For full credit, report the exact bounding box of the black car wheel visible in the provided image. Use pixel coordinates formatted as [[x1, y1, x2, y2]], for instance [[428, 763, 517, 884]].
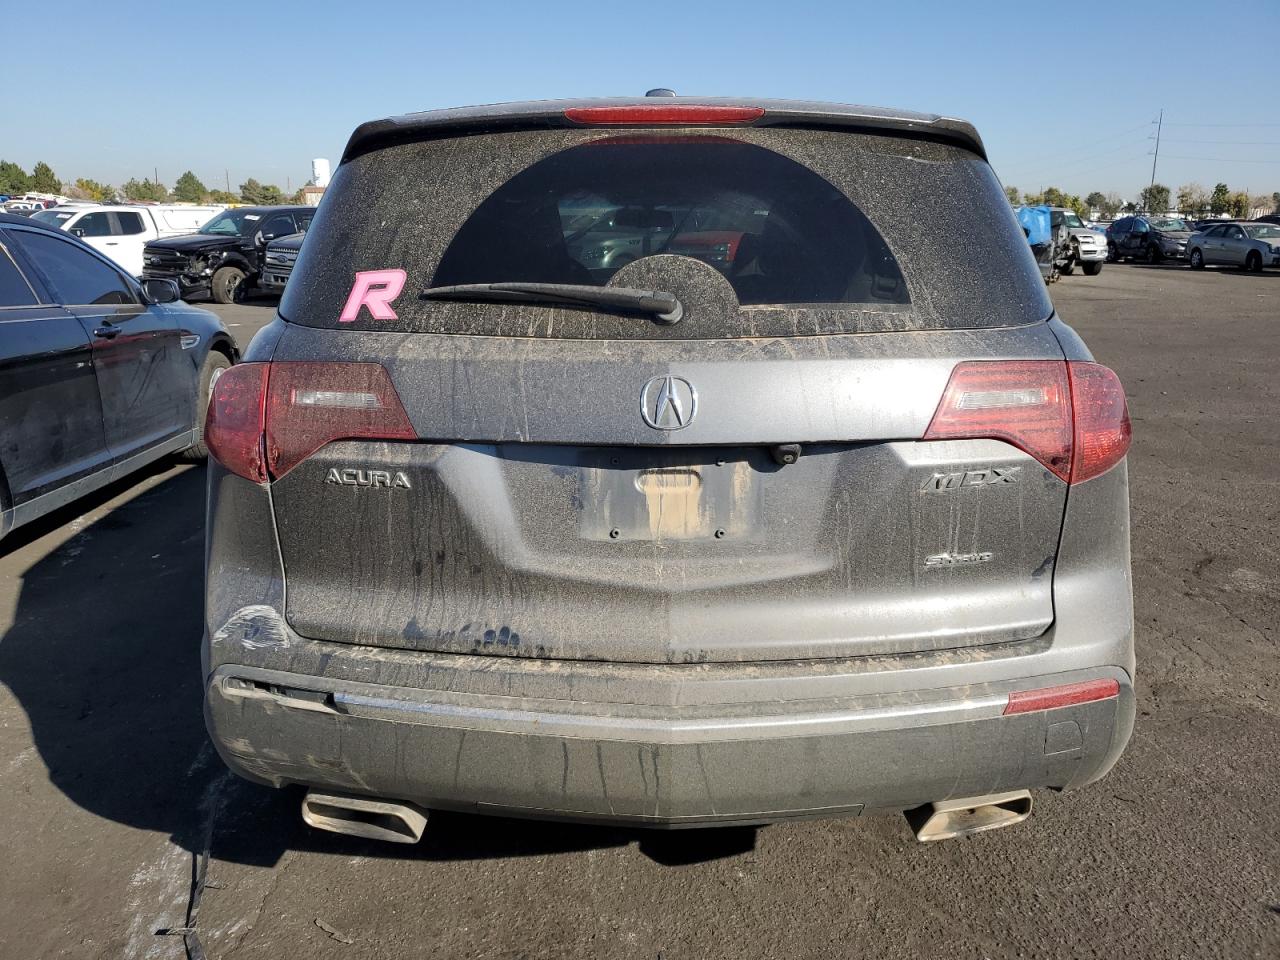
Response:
[[1082, 261, 1102, 276], [1189, 248, 1204, 270], [180, 350, 233, 460], [1106, 243, 1118, 263], [212, 266, 246, 304], [1245, 251, 1262, 272], [1146, 244, 1161, 264]]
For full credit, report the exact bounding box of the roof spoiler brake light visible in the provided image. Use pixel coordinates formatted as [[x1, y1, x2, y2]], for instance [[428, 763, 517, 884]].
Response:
[[564, 105, 765, 126]]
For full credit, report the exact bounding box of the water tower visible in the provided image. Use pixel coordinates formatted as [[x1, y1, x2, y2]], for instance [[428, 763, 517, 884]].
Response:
[[311, 158, 331, 188]]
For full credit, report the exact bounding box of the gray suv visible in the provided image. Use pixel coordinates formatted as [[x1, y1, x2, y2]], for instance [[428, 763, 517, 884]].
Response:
[[202, 97, 1135, 844]]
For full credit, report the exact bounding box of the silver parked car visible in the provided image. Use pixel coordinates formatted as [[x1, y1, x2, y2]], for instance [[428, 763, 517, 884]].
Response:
[[1187, 221, 1280, 271], [202, 96, 1135, 845]]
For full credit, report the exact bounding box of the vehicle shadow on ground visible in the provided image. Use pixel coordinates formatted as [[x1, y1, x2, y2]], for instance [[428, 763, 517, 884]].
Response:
[[0, 465, 753, 870], [1212, 269, 1280, 280], [1120, 262, 1280, 278]]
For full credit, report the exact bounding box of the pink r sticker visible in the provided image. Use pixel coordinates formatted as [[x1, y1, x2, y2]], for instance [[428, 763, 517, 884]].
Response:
[[339, 269, 407, 322]]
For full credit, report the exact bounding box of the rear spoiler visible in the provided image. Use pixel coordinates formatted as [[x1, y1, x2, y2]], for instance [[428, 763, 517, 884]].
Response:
[[341, 97, 987, 165]]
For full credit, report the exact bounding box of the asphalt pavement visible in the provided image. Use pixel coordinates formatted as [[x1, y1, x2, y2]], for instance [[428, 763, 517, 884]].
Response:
[[0, 268, 1277, 959]]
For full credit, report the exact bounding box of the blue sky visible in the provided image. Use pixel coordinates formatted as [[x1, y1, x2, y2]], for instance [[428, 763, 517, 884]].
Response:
[[8, 0, 1279, 201]]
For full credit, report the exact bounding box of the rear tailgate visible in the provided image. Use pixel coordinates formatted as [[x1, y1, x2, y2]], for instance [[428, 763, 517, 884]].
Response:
[[268, 111, 1065, 664], [269, 324, 1068, 663]]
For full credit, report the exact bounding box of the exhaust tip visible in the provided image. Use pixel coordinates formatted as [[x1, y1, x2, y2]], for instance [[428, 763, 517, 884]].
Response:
[[905, 790, 1032, 842], [302, 791, 429, 844]]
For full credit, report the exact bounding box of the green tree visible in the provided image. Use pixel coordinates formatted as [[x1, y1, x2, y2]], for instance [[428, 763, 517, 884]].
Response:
[[1209, 182, 1231, 216], [70, 178, 115, 202], [1228, 191, 1250, 219], [239, 178, 267, 204], [1004, 185, 1020, 205], [1138, 183, 1170, 213], [30, 161, 61, 193], [240, 179, 287, 205], [123, 177, 169, 202], [1101, 193, 1124, 219], [1022, 190, 1044, 206], [0, 160, 31, 194], [1272, 191, 1280, 214], [173, 170, 208, 203], [1036, 186, 1088, 217], [1085, 191, 1106, 213], [1177, 183, 1209, 219], [208, 189, 238, 205]]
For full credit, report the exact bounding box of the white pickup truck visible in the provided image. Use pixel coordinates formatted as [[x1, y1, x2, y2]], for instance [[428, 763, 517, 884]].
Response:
[[31, 203, 225, 277]]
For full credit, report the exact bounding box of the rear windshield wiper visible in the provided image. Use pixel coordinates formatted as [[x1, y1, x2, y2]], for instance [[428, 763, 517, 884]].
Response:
[[420, 282, 683, 325]]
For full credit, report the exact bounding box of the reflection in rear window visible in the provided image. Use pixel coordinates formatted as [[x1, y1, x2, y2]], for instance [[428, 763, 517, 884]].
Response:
[[431, 141, 908, 307]]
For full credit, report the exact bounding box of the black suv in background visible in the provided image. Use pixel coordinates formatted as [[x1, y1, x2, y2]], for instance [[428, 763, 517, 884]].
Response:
[[142, 206, 315, 303], [258, 231, 306, 293], [1106, 215, 1194, 264]]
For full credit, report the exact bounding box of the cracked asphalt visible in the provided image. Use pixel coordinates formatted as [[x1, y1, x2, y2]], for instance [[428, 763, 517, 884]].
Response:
[[1, 266, 1277, 959]]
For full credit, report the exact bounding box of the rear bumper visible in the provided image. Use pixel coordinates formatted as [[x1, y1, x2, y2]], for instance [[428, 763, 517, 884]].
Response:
[[205, 628, 1134, 828]]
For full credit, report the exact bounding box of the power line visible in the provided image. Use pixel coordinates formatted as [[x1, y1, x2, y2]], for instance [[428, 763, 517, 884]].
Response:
[[1003, 122, 1157, 170], [1000, 135, 1153, 179], [1156, 153, 1280, 165], [997, 121, 1154, 171], [1158, 138, 1280, 146], [1160, 121, 1280, 127], [1003, 147, 1153, 186]]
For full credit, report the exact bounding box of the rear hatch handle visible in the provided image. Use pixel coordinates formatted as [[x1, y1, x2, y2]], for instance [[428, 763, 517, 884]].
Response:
[[421, 282, 684, 324]]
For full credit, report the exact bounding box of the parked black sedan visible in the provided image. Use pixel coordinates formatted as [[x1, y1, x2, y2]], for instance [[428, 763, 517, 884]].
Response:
[[0, 213, 237, 543]]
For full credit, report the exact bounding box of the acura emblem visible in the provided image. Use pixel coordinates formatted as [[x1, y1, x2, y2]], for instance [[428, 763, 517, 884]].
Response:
[[640, 375, 697, 430]]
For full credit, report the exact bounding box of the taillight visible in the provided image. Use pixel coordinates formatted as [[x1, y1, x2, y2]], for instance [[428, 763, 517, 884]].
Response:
[[924, 361, 1073, 481], [205, 362, 269, 483], [205, 362, 415, 483], [564, 105, 764, 126], [923, 360, 1130, 485], [263, 362, 415, 478], [1067, 362, 1132, 483]]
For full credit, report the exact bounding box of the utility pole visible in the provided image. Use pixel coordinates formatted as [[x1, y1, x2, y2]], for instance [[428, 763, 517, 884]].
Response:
[[225, 169, 230, 193], [1148, 108, 1163, 210], [154, 166, 159, 187]]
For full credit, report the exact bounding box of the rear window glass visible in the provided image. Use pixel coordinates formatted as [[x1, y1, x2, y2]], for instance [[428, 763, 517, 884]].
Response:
[[284, 128, 1051, 339], [432, 142, 907, 307]]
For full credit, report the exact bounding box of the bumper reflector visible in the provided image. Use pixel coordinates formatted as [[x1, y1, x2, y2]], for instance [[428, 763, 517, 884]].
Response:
[[1003, 678, 1120, 715]]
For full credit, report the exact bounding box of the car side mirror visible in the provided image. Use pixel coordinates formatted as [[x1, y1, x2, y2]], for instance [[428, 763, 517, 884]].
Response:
[[141, 277, 181, 304], [71, 227, 85, 237], [254, 231, 266, 247]]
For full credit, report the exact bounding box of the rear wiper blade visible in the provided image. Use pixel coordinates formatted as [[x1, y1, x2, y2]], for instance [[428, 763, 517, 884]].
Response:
[[420, 282, 683, 324]]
